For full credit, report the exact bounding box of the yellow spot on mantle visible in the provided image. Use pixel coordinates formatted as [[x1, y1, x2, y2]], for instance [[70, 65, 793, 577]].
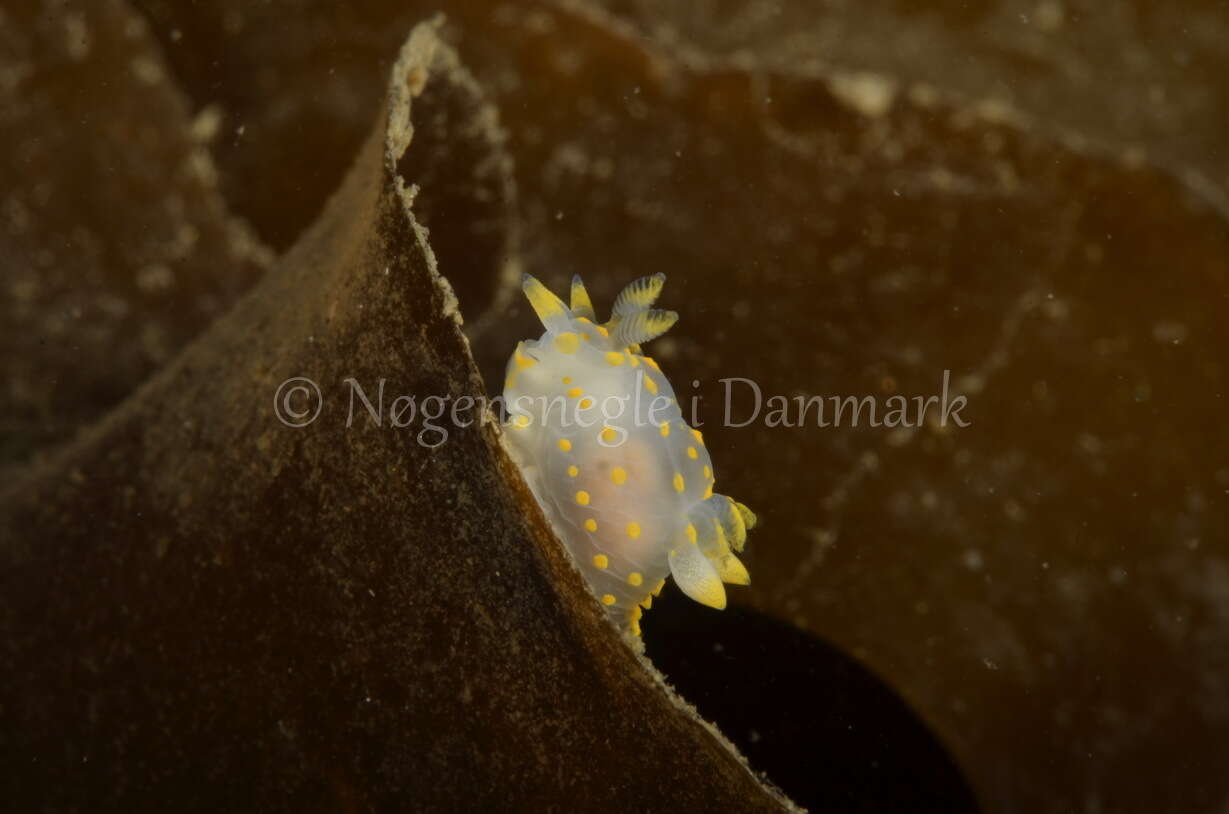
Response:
[[514, 348, 536, 369], [567, 465, 579, 477], [593, 552, 607, 567], [628, 572, 643, 586], [605, 351, 625, 366], [611, 467, 628, 485], [557, 438, 572, 452], [687, 446, 698, 459], [575, 490, 590, 506], [554, 333, 580, 354], [626, 522, 641, 539], [673, 473, 685, 493], [601, 593, 617, 606]]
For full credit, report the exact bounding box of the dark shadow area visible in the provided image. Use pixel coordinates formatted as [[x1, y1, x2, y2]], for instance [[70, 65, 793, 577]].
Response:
[[644, 590, 981, 813]]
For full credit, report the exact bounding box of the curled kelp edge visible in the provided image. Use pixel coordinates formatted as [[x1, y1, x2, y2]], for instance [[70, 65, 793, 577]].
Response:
[[0, 17, 801, 812], [385, 16, 524, 350]]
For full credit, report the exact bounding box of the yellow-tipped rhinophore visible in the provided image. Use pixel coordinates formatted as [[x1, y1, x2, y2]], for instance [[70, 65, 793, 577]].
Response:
[[522, 273, 568, 328], [569, 274, 596, 321]]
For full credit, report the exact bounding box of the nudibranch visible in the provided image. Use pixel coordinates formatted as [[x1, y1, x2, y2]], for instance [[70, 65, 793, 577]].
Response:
[[503, 273, 756, 637]]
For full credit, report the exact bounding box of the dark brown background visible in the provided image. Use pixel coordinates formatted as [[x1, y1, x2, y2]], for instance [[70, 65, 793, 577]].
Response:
[[3, 1, 1227, 811]]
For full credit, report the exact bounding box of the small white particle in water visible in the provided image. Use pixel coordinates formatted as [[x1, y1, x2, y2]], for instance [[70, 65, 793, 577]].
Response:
[[963, 549, 984, 571]]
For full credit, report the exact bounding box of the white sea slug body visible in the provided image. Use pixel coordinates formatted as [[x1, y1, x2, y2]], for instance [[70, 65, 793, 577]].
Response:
[[503, 273, 756, 636]]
